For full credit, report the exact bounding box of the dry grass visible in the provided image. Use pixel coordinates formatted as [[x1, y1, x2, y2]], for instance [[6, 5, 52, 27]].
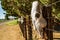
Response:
[[53, 32, 60, 38]]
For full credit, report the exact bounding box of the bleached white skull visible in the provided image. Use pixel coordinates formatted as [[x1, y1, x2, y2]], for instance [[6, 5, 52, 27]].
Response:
[[31, 1, 47, 38]]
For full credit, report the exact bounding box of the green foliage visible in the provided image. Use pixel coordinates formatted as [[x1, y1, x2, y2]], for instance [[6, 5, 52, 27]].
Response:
[[5, 14, 9, 20], [0, 19, 5, 22], [1, 0, 50, 17], [52, 0, 60, 20], [40, 0, 49, 5], [1, 0, 34, 17], [6, 20, 18, 26], [1, 0, 60, 21], [57, 13, 60, 19], [1, 0, 21, 17]]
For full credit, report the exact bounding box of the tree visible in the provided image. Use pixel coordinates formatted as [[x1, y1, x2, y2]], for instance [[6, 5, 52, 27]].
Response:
[[1, 0, 35, 17], [52, 0, 60, 20], [1, 0, 60, 40], [1, 0, 52, 17]]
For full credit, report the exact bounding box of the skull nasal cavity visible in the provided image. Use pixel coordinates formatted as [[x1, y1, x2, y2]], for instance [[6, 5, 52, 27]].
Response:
[[35, 13, 40, 18]]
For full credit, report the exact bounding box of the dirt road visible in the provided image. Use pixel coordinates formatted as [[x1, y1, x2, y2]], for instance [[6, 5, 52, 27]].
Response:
[[0, 23, 25, 40]]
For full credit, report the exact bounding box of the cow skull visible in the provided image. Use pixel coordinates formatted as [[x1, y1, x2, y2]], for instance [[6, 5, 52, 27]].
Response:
[[31, 1, 47, 38]]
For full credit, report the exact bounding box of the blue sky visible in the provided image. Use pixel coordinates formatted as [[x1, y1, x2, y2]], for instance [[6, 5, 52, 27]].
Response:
[[0, 1, 6, 19]]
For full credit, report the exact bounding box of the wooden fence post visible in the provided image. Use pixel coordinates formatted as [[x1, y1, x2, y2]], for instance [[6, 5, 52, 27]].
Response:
[[18, 17, 27, 40], [47, 0, 53, 40], [28, 16, 33, 40], [42, 5, 53, 40], [47, 7, 53, 40], [24, 18, 28, 40]]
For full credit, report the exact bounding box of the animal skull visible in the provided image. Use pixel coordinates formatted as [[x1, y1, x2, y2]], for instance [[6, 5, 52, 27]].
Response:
[[31, 1, 47, 38]]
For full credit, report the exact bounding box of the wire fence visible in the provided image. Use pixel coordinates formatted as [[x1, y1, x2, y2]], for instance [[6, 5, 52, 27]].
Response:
[[18, 16, 60, 40], [18, 0, 60, 40], [44, 0, 60, 7]]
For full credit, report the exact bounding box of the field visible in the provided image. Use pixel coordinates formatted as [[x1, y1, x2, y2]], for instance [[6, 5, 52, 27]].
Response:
[[0, 19, 6, 23], [0, 20, 60, 40]]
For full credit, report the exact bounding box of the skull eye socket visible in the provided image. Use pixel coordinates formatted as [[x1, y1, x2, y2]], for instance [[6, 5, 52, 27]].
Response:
[[35, 13, 40, 18]]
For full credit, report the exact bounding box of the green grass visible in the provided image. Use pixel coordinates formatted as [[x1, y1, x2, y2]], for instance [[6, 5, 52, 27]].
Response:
[[6, 20, 18, 26], [0, 19, 5, 23]]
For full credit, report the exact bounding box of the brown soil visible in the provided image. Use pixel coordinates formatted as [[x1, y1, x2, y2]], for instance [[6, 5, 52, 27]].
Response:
[[0, 24, 25, 40]]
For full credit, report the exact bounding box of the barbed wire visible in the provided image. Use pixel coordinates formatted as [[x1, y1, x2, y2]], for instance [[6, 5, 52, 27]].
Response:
[[44, 0, 60, 7], [45, 28, 56, 32]]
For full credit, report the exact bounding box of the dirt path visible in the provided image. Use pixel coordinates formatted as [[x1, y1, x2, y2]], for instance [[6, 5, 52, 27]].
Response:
[[0, 22, 60, 40], [0, 24, 25, 40], [0, 22, 46, 40]]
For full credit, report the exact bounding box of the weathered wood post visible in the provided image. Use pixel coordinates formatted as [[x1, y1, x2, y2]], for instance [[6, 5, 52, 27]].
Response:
[[28, 16, 33, 40], [47, 0, 53, 40], [18, 17, 27, 40], [24, 18, 28, 40], [46, 6, 53, 40], [42, 6, 48, 40], [42, 1, 53, 40]]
